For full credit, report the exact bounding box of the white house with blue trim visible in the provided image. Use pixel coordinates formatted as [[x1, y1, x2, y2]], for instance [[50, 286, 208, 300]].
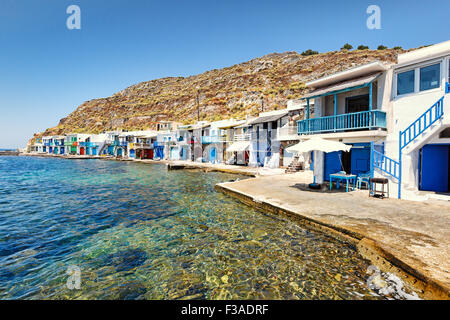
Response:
[[301, 40, 450, 200], [380, 40, 450, 200], [299, 61, 394, 188]]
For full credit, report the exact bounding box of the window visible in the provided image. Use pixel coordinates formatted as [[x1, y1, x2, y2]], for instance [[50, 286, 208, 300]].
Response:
[[420, 63, 440, 91], [396, 62, 443, 96], [397, 70, 415, 95]]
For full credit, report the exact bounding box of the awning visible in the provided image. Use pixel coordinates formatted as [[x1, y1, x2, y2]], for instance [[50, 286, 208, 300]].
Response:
[[226, 141, 250, 152], [286, 138, 351, 154], [248, 111, 288, 125], [303, 73, 381, 99]]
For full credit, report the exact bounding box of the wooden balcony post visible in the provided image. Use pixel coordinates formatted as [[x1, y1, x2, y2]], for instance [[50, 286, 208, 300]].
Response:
[[334, 94, 337, 132], [369, 83, 373, 129], [306, 98, 310, 134]]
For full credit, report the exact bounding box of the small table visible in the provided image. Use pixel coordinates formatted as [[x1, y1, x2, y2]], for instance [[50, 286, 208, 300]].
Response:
[[370, 177, 389, 198], [329, 173, 357, 192]]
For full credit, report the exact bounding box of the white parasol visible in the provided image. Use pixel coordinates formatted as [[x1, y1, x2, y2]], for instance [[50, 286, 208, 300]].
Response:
[[286, 137, 351, 154]]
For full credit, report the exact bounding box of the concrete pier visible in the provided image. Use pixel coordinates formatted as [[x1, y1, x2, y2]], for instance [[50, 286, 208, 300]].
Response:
[[216, 173, 450, 300]]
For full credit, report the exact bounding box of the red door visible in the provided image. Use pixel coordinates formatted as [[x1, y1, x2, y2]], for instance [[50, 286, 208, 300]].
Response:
[[149, 149, 154, 159], [80, 147, 85, 155]]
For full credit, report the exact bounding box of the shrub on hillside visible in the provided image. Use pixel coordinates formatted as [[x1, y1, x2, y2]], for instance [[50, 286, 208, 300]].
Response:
[[341, 43, 353, 50], [357, 45, 369, 50], [301, 49, 319, 56]]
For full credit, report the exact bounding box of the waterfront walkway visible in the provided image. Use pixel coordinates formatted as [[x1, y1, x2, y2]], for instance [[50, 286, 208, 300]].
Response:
[[165, 160, 286, 176], [216, 173, 450, 299]]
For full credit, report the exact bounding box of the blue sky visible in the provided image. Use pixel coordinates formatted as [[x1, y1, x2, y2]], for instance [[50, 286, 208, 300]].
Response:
[[1, 0, 449, 148]]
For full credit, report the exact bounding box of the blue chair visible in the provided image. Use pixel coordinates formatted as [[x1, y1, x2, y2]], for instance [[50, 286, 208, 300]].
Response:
[[357, 172, 371, 189]]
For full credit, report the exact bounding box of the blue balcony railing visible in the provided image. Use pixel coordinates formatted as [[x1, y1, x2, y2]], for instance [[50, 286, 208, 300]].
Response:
[[201, 136, 220, 144], [446, 82, 450, 94], [297, 110, 386, 135]]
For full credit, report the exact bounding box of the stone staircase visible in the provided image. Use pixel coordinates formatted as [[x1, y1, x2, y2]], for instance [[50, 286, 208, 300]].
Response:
[[285, 156, 303, 173]]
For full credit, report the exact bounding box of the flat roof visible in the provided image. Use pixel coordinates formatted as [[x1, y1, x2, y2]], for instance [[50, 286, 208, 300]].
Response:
[[306, 61, 388, 89], [303, 73, 381, 99], [248, 110, 289, 125], [396, 40, 450, 68]]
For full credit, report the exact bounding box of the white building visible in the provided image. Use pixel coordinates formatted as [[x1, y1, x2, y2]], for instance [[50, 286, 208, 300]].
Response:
[[299, 61, 393, 188], [301, 40, 450, 200], [381, 40, 450, 200]]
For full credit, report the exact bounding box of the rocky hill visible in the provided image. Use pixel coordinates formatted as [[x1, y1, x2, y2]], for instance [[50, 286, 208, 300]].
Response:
[[41, 48, 403, 136]]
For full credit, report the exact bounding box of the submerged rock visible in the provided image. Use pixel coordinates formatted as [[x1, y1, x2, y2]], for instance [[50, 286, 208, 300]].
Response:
[[103, 248, 148, 272]]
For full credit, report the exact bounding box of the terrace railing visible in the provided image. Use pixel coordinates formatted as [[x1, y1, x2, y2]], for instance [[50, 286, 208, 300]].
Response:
[[233, 133, 251, 141], [133, 143, 152, 148], [153, 141, 165, 147], [297, 110, 386, 135], [446, 82, 450, 94], [277, 126, 298, 140], [79, 142, 100, 147], [201, 136, 221, 144]]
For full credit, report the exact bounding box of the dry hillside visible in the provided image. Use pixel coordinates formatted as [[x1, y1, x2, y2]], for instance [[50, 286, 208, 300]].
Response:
[[41, 49, 403, 136]]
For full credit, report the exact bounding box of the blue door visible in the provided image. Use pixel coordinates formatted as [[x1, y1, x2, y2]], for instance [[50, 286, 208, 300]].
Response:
[[210, 147, 217, 163], [324, 151, 342, 181], [351, 144, 370, 177], [130, 149, 135, 158], [92, 148, 97, 156], [420, 145, 449, 192]]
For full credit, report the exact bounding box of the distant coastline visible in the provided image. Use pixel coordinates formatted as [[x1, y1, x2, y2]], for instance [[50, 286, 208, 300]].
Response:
[[0, 148, 20, 156]]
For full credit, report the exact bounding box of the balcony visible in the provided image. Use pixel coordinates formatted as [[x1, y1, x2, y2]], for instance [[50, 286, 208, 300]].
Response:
[[201, 136, 221, 144], [109, 141, 120, 146], [133, 143, 152, 148], [219, 135, 230, 142], [233, 133, 251, 141], [79, 142, 99, 148], [153, 141, 165, 147], [277, 126, 298, 141], [297, 110, 386, 135]]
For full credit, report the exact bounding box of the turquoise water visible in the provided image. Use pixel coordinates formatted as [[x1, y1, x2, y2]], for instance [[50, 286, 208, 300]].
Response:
[[0, 156, 390, 299]]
